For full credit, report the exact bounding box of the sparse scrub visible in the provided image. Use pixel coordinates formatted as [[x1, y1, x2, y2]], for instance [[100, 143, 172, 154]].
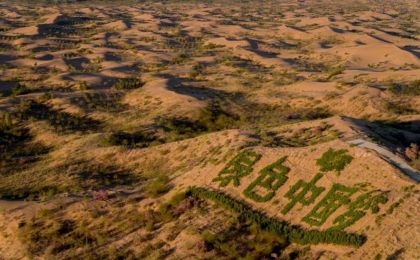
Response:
[[145, 174, 171, 198], [387, 80, 420, 96], [0, 112, 49, 177], [14, 100, 101, 134], [70, 92, 127, 112]]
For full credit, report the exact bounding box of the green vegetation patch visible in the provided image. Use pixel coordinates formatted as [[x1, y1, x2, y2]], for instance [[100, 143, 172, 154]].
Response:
[[187, 187, 366, 247], [281, 173, 325, 215], [330, 191, 388, 231], [303, 184, 358, 227], [316, 148, 353, 173], [244, 156, 290, 202], [0, 160, 137, 200], [213, 149, 262, 187], [113, 78, 144, 90]]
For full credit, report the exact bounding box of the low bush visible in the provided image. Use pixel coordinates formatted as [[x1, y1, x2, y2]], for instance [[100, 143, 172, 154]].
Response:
[[316, 148, 353, 173], [145, 174, 171, 198], [113, 78, 144, 90], [243, 156, 290, 202], [330, 191, 388, 231], [213, 150, 262, 187], [303, 184, 358, 226]]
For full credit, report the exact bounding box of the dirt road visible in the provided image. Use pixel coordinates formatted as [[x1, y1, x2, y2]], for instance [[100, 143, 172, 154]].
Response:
[[348, 139, 420, 182]]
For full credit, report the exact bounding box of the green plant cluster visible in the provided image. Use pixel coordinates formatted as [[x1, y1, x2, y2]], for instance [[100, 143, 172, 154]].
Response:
[[316, 148, 353, 173], [281, 173, 325, 215], [243, 156, 290, 202], [197, 99, 241, 131], [17, 203, 152, 258], [113, 78, 144, 90], [330, 191, 388, 231], [187, 187, 366, 247], [302, 184, 358, 227], [213, 149, 262, 187]]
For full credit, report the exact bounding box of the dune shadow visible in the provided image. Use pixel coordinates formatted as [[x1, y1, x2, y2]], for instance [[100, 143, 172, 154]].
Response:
[[367, 33, 393, 44], [401, 45, 420, 58], [0, 54, 15, 63], [164, 76, 229, 101], [104, 52, 122, 62], [61, 73, 117, 89], [36, 54, 54, 61], [0, 81, 18, 96], [64, 57, 91, 71], [386, 248, 405, 260], [245, 38, 278, 58]]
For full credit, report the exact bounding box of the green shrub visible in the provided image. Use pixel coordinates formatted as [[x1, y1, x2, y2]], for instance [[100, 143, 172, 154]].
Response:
[[281, 173, 325, 215], [213, 150, 262, 187], [244, 156, 290, 202], [302, 184, 358, 226], [316, 148, 353, 173], [113, 78, 144, 90], [145, 175, 171, 198], [330, 191, 388, 231]]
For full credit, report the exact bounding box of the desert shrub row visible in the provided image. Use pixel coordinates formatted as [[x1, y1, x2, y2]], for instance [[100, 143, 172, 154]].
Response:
[[186, 187, 366, 247]]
